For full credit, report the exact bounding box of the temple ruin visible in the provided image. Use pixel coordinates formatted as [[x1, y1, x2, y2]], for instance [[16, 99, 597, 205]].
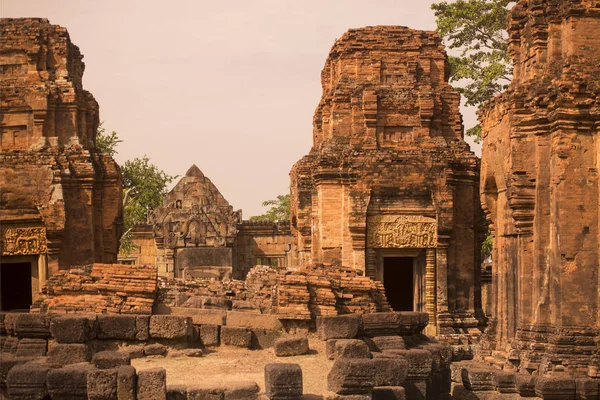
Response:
[[290, 26, 485, 335], [0, 18, 122, 310], [480, 0, 600, 376], [3, 1, 600, 397]]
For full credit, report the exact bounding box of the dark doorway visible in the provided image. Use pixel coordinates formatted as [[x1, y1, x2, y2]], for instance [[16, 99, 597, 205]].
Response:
[[0, 263, 33, 311], [383, 257, 414, 311]]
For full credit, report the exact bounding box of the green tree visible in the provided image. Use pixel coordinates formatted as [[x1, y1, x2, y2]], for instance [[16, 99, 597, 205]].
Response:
[[95, 122, 122, 156], [431, 0, 512, 141], [250, 194, 290, 222], [120, 156, 176, 254], [481, 232, 493, 260]]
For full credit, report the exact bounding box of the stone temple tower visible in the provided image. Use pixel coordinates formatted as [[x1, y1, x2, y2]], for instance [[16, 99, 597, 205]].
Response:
[[290, 26, 486, 336], [480, 0, 600, 375]]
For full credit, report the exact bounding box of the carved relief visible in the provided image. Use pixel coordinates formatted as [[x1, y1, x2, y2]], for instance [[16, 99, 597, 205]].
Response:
[[2, 226, 48, 255], [367, 215, 437, 248]]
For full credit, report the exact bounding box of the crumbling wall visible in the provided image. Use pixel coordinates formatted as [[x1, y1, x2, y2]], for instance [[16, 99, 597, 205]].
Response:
[[31, 264, 157, 314]]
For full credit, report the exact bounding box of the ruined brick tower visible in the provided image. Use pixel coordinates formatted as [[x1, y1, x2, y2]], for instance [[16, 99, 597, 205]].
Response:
[[480, 0, 600, 374], [290, 26, 485, 335], [0, 19, 123, 310]]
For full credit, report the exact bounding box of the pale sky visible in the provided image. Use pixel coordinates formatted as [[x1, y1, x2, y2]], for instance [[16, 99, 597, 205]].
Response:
[[2, 0, 481, 217]]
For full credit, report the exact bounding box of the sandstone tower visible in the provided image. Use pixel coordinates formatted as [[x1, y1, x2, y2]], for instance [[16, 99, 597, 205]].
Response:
[[290, 26, 485, 335], [0, 18, 123, 310], [480, 0, 600, 374]]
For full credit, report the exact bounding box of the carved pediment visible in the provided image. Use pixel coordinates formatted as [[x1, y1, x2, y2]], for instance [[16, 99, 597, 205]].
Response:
[[2, 226, 48, 255], [367, 215, 437, 249]]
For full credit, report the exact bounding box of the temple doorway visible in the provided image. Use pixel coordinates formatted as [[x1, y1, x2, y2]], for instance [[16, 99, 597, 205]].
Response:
[[0, 262, 33, 311], [383, 256, 414, 311]]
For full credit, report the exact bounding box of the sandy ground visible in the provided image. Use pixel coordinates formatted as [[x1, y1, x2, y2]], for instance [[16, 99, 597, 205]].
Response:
[[131, 337, 333, 397]]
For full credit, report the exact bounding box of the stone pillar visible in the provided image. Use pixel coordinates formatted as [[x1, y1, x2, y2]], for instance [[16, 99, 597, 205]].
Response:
[[425, 248, 437, 335]]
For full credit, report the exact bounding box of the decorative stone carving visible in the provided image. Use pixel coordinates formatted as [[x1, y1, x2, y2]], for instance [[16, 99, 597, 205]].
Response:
[[367, 216, 437, 249], [2, 227, 48, 255]]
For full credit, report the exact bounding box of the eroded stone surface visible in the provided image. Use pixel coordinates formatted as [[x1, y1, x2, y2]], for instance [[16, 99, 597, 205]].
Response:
[[479, 0, 600, 375], [290, 26, 484, 336], [0, 18, 123, 286]]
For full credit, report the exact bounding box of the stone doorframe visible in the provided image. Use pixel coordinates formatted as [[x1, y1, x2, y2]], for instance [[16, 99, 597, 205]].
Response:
[[366, 214, 438, 334]]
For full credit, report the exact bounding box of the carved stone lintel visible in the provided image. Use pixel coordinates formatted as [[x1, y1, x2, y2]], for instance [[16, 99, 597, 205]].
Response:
[[367, 215, 437, 249], [2, 226, 48, 255]]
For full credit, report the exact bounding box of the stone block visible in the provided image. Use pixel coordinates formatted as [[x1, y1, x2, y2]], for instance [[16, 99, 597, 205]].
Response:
[[274, 334, 309, 357], [50, 314, 96, 343], [170, 307, 227, 325], [123, 344, 145, 359], [222, 380, 260, 400], [149, 315, 194, 340], [375, 349, 432, 380], [117, 365, 137, 400], [184, 348, 203, 357], [221, 326, 252, 348], [326, 339, 339, 360], [136, 316, 150, 341], [372, 386, 406, 400], [461, 366, 497, 391], [187, 384, 223, 400], [328, 358, 376, 394], [145, 343, 167, 356], [47, 362, 97, 400], [48, 343, 91, 366], [6, 361, 51, 400], [15, 338, 47, 357], [3, 313, 18, 336], [2, 335, 18, 354], [0, 354, 28, 386], [535, 372, 576, 400], [516, 372, 537, 397], [577, 378, 599, 400], [98, 315, 137, 340], [167, 383, 188, 400], [369, 336, 405, 352], [14, 313, 49, 338], [265, 363, 303, 400], [361, 312, 401, 337], [371, 358, 409, 387], [317, 315, 361, 340], [87, 368, 118, 400], [226, 311, 283, 331], [334, 340, 372, 359], [494, 371, 518, 394], [187, 383, 223, 400], [200, 324, 220, 347], [137, 367, 167, 400], [402, 379, 427, 400], [251, 329, 281, 349], [325, 396, 372, 400], [93, 351, 131, 369], [397, 312, 425, 335]]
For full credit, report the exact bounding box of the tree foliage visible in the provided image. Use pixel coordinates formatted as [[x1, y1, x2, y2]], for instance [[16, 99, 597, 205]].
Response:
[[482, 232, 493, 260], [95, 122, 122, 156], [120, 156, 176, 230], [249, 194, 290, 222], [431, 0, 513, 141]]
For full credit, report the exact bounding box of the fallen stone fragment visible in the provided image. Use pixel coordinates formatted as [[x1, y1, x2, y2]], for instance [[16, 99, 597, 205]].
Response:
[[274, 334, 309, 357]]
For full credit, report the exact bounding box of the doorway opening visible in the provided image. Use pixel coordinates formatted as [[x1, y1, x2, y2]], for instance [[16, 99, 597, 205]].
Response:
[[383, 257, 414, 311], [0, 262, 33, 311]]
